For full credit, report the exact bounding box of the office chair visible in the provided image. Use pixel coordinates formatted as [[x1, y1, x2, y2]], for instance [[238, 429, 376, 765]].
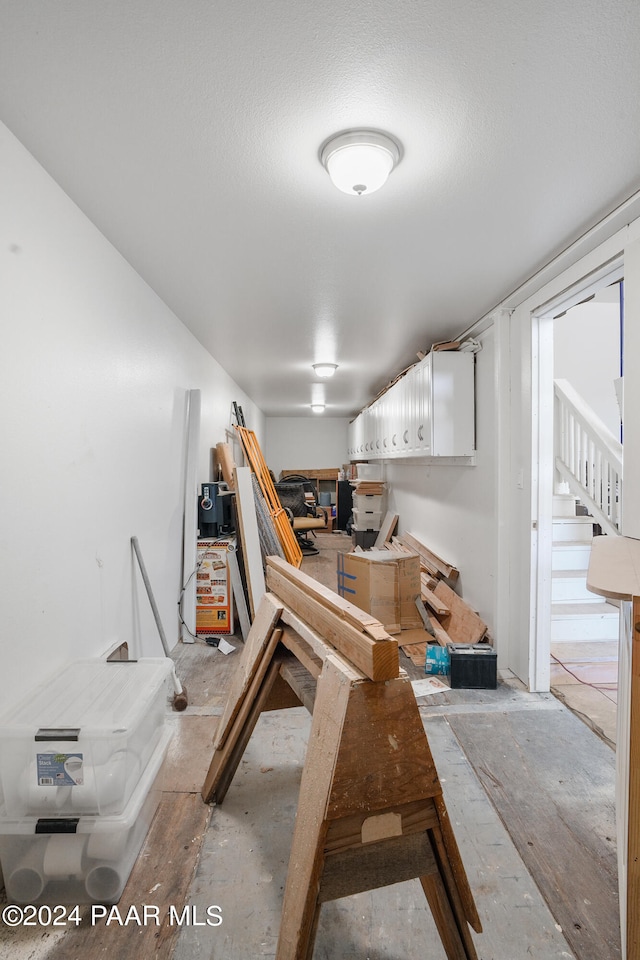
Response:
[[274, 479, 327, 556]]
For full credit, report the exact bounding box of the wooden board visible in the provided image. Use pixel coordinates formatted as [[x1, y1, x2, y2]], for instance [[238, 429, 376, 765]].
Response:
[[374, 512, 399, 547], [216, 441, 236, 488], [268, 555, 392, 642], [433, 579, 487, 645], [266, 564, 399, 682], [398, 532, 459, 582], [213, 593, 283, 750], [401, 641, 429, 667], [234, 465, 266, 618], [587, 533, 640, 600], [425, 610, 453, 647], [421, 583, 450, 616]]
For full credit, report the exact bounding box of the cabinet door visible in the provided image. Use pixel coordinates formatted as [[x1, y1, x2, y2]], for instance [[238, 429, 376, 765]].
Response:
[[414, 356, 432, 454], [397, 366, 415, 456], [431, 351, 475, 455]]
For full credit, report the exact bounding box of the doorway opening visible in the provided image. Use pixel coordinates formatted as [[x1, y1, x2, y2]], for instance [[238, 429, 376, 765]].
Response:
[[548, 281, 623, 747]]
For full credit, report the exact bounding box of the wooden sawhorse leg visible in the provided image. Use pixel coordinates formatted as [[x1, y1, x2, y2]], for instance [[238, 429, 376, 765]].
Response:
[[276, 653, 481, 960]]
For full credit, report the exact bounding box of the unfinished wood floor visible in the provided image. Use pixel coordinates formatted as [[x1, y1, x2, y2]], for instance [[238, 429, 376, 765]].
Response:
[[1, 531, 619, 960]]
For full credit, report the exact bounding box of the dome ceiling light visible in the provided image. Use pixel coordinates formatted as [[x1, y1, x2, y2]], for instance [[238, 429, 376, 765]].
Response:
[[312, 362, 338, 378], [310, 404, 325, 414], [320, 130, 402, 196]]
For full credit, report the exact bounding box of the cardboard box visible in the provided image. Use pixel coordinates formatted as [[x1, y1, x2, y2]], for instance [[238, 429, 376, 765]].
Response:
[[337, 549, 421, 633], [196, 538, 235, 636]]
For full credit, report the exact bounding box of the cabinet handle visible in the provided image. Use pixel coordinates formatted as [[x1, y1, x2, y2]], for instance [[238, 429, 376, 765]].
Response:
[[392, 435, 397, 446], [403, 430, 409, 444], [418, 425, 424, 441]]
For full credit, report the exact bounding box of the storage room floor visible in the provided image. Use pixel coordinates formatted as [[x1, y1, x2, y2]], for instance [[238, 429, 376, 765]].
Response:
[[1, 532, 620, 960]]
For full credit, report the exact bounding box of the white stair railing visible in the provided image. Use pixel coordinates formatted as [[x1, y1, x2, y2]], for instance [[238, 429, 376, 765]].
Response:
[[554, 378, 623, 537]]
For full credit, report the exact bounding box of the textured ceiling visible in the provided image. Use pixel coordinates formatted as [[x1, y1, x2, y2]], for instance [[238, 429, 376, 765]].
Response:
[[2, 0, 640, 416]]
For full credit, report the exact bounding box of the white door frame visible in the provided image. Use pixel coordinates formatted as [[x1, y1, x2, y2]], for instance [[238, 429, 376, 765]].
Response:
[[528, 256, 624, 691]]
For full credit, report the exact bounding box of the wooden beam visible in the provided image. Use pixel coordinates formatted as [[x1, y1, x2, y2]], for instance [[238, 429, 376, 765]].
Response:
[[422, 584, 450, 617], [267, 555, 390, 642], [266, 564, 399, 682]]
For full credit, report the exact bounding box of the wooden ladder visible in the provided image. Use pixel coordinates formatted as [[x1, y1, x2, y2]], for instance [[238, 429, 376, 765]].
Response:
[[202, 562, 482, 960]]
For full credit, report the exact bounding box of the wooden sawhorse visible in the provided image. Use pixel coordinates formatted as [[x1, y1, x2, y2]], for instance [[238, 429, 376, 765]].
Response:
[[202, 561, 482, 960]]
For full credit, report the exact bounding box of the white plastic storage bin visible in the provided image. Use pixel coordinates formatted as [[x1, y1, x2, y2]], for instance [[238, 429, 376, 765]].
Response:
[[0, 724, 173, 905], [352, 509, 383, 531], [352, 494, 384, 514], [355, 463, 383, 480], [0, 659, 174, 819]]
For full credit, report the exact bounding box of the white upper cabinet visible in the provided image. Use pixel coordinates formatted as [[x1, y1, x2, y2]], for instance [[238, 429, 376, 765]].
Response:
[[349, 350, 475, 461]]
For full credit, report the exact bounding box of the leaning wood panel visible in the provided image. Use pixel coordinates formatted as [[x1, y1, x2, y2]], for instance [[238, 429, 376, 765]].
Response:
[[235, 425, 303, 567], [266, 564, 399, 681], [213, 593, 283, 751], [433, 579, 487, 645], [234, 465, 267, 617]]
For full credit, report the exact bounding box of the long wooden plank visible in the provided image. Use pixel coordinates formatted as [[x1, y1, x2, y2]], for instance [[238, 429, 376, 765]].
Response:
[[266, 564, 399, 681], [213, 592, 283, 750], [398, 531, 459, 582], [234, 465, 266, 618], [267, 555, 390, 641]]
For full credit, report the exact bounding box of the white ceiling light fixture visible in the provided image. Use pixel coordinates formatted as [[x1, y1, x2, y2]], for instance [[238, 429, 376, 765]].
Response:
[[320, 130, 402, 196], [310, 403, 325, 414], [312, 362, 338, 378]]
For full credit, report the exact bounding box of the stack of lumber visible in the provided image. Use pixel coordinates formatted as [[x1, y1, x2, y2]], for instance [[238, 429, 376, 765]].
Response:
[[379, 531, 490, 668], [349, 479, 385, 496]]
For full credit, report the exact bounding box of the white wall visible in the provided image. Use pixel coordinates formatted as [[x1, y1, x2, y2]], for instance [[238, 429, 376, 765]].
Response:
[[0, 122, 264, 714], [265, 417, 349, 479], [384, 334, 497, 640], [554, 295, 622, 437]]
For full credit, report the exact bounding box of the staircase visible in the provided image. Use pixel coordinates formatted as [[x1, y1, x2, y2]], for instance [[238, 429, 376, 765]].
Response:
[[551, 493, 619, 659]]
